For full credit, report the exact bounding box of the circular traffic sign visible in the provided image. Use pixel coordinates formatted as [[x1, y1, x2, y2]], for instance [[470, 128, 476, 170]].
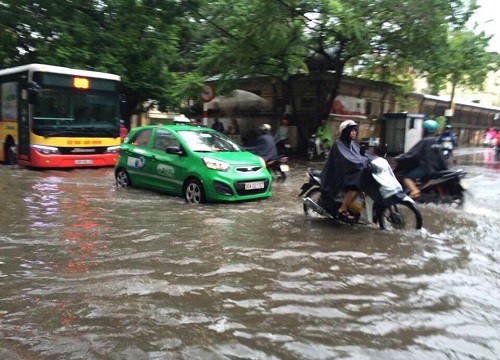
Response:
[[200, 83, 215, 103]]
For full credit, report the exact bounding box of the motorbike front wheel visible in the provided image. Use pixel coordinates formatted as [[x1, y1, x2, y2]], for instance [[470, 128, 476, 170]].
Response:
[[303, 188, 324, 218], [378, 201, 423, 230]]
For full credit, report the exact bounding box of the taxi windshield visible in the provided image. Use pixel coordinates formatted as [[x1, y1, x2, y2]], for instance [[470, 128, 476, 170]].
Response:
[[178, 130, 242, 152]]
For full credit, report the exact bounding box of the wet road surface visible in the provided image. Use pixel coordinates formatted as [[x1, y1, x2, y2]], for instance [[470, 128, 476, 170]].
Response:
[[0, 147, 499, 359]]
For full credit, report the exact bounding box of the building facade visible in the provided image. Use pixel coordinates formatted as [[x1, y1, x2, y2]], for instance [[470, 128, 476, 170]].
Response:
[[233, 73, 499, 149]]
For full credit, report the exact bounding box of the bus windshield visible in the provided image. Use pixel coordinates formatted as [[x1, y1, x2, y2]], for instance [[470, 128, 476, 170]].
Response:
[[32, 88, 119, 138]]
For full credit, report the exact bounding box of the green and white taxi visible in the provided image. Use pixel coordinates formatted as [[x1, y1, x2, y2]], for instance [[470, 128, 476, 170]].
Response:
[[114, 125, 272, 203]]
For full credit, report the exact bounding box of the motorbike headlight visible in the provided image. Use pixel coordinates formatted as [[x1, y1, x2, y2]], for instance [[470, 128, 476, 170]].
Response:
[[202, 157, 230, 172], [32, 144, 61, 155], [105, 145, 121, 154]]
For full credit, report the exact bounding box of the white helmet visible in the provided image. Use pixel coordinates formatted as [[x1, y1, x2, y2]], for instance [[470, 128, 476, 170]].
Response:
[[339, 120, 358, 133], [259, 123, 271, 134]]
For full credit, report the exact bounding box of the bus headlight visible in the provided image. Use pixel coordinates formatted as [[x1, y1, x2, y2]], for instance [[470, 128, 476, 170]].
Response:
[[32, 144, 61, 155], [105, 146, 121, 154]]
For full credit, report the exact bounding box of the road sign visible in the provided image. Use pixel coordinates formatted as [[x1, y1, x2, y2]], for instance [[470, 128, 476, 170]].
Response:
[[200, 83, 215, 103]]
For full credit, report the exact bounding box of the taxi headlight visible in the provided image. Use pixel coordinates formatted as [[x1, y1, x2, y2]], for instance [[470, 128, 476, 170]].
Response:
[[105, 145, 121, 154], [258, 156, 266, 168], [32, 144, 61, 155], [202, 157, 230, 172]]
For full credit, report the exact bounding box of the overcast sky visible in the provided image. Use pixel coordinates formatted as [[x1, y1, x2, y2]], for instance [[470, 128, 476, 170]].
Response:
[[469, 0, 499, 53]]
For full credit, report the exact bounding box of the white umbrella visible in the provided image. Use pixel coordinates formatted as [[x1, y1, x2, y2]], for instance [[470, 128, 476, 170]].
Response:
[[205, 89, 269, 112], [173, 114, 191, 123]]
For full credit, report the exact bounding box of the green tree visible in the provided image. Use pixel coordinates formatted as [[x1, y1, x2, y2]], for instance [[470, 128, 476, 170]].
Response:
[[187, 0, 308, 119], [191, 0, 478, 132], [0, 0, 200, 121], [425, 29, 496, 114]]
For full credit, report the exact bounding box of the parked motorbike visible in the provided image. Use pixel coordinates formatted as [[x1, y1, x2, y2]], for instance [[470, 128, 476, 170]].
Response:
[[276, 138, 293, 155], [307, 135, 330, 160], [298, 158, 423, 230], [395, 166, 468, 208], [266, 154, 289, 182]]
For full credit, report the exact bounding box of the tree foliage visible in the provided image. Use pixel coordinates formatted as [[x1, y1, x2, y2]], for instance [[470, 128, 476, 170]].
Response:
[[0, 0, 495, 127], [0, 0, 200, 120], [426, 29, 495, 98], [192, 0, 482, 126]]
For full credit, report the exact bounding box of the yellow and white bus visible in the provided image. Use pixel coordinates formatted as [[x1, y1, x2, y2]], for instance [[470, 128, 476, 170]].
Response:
[[0, 64, 122, 168]]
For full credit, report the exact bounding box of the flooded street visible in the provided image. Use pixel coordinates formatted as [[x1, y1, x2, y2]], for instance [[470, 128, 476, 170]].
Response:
[[0, 148, 499, 359]]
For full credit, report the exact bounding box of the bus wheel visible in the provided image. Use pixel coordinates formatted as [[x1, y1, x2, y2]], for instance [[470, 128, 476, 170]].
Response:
[[5, 139, 17, 165]]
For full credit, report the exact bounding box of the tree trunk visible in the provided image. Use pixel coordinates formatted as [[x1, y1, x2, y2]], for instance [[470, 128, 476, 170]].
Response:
[[322, 62, 344, 123], [320, 40, 347, 126], [448, 82, 456, 125]]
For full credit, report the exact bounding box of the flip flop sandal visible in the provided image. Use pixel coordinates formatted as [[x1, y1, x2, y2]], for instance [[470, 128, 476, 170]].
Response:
[[338, 210, 355, 224], [409, 190, 421, 199]]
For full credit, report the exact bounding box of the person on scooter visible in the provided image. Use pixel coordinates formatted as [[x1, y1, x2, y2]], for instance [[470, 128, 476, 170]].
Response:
[[245, 123, 279, 162], [274, 119, 290, 153], [320, 119, 380, 223], [438, 125, 456, 146], [396, 119, 448, 199], [438, 124, 457, 161]]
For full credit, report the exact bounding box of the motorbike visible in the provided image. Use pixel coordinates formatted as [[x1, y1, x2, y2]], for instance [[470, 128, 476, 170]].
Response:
[[298, 157, 423, 230], [307, 134, 330, 160], [276, 138, 293, 155], [395, 167, 468, 208], [266, 154, 290, 182], [440, 138, 454, 159]]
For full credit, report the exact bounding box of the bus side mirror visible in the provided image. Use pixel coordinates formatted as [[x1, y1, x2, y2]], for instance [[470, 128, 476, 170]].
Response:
[[27, 82, 41, 105]]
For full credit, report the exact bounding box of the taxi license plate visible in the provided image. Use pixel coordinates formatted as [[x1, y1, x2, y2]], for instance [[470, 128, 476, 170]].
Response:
[[279, 164, 290, 172], [245, 181, 264, 190], [75, 159, 93, 165]]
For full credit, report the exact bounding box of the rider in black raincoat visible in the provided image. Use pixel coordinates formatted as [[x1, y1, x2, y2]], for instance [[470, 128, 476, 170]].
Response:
[[245, 124, 278, 162], [396, 119, 448, 198], [320, 120, 383, 222]]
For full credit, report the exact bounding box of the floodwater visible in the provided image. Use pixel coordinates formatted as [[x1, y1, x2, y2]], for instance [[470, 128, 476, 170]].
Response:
[[0, 148, 499, 359]]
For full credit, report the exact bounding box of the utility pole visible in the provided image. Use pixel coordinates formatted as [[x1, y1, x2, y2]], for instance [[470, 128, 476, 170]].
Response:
[[445, 83, 456, 125]]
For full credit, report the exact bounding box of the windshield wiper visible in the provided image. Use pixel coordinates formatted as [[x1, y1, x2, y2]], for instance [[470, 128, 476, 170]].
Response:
[[88, 128, 118, 136], [42, 130, 78, 137]]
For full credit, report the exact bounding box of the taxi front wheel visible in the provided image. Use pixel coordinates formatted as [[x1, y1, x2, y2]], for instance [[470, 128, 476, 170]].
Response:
[[184, 179, 206, 204], [116, 168, 131, 187]]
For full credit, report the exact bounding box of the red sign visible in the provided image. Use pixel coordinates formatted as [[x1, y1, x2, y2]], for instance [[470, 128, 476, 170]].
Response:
[[200, 83, 215, 103]]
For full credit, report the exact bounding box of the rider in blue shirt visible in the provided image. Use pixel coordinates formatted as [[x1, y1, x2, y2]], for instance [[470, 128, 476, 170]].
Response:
[[438, 125, 456, 148], [438, 124, 457, 162]]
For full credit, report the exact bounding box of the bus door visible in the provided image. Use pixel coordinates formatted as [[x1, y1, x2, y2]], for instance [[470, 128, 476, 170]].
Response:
[[17, 82, 32, 162]]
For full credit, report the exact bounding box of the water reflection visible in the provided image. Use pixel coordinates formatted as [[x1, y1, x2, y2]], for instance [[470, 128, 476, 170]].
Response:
[[0, 155, 499, 359]]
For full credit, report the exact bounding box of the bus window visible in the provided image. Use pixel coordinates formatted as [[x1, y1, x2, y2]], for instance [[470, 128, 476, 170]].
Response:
[[33, 89, 72, 121], [27, 82, 41, 104]]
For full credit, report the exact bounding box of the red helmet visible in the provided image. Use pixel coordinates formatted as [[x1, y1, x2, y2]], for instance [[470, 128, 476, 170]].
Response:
[[281, 119, 289, 126]]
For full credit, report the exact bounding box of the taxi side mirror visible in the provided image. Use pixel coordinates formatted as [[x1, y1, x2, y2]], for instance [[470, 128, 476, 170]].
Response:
[[165, 146, 184, 156]]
